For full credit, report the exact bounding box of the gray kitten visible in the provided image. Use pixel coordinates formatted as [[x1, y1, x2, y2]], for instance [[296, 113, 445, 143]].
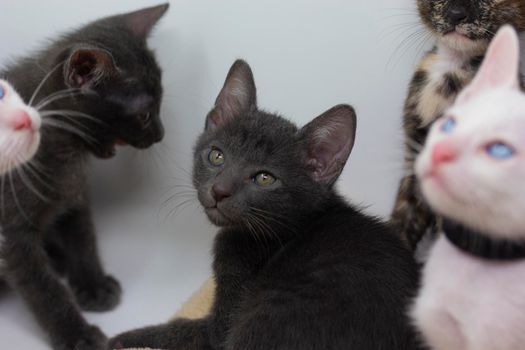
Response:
[[0, 4, 168, 350], [109, 60, 420, 350]]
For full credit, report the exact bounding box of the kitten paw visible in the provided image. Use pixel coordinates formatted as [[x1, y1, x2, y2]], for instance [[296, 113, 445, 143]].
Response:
[[108, 328, 160, 350], [108, 333, 139, 350], [73, 275, 122, 312], [53, 325, 107, 350]]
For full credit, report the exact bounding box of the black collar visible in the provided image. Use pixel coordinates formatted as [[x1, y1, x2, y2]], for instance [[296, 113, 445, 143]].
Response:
[[443, 219, 525, 261]]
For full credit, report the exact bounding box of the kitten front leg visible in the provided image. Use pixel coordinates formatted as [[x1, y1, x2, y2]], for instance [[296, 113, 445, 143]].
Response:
[[3, 233, 107, 350], [391, 174, 437, 250], [109, 319, 212, 350], [56, 205, 122, 312]]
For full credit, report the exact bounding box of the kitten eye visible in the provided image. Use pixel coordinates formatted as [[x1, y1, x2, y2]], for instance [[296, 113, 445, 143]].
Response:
[[0, 85, 5, 100], [253, 172, 277, 187], [208, 148, 225, 166], [441, 117, 456, 133], [139, 112, 151, 126], [485, 142, 516, 160]]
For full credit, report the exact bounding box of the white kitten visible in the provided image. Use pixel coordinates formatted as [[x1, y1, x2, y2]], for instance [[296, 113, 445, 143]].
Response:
[[0, 80, 41, 272], [0, 79, 41, 175], [412, 26, 525, 350]]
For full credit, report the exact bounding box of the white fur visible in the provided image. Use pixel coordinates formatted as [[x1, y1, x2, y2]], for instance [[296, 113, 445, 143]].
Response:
[[438, 31, 488, 55], [413, 236, 525, 350], [413, 26, 525, 350], [0, 79, 41, 274], [0, 79, 41, 175]]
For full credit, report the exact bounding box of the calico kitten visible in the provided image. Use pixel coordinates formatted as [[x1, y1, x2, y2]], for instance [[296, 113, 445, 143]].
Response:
[[391, 0, 525, 250], [413, 26, 525, 350], [0, 4, 168, 350], [0, 79, 41, 174], [109, 60, 420, 350]]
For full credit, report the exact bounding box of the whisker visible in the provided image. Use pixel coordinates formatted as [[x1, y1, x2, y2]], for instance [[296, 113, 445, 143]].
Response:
[[249, 212, 283, 249], [385, 22, 429, 71], [42, 119, 98, 146], [29, 61, 66, 106], [244, 214, 268, 258], [41, 109, 105, 125], [8, 168, 32, 224], [165, 197, 197, 221], [36, 89, 83, 110], [14, 159, 49, 202], [21, 161, 55, 192], [0, 171, 5, 219]]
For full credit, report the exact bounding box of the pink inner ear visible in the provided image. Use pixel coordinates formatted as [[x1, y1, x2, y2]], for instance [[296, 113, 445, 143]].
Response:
[[206, 60, 257, 131], [68, 49, 115, 88], [303, 105, 356, 185], [459, 26, 520, 102], [309, 138, 349, 182]]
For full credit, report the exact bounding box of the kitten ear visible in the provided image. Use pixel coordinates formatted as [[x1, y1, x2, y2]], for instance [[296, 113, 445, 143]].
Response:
[[457, 25, 520, 103], [206, 59, 257, 131], [122, 3, 170, 39], [301, 104, 357, 185], [65, 48, 117, 89]]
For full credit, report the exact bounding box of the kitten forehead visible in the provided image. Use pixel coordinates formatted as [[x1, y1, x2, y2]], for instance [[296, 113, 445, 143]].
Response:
[[214, 112, 299, 162], [450, 88, 525, 127]]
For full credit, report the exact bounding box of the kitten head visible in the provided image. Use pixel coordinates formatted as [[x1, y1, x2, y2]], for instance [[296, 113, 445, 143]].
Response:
[[417, 0, 525, 53], [43, 4, 169, 158], [193, 60, 356, 228], [416, 26, 525, 240], [0, 80, 41, 174]]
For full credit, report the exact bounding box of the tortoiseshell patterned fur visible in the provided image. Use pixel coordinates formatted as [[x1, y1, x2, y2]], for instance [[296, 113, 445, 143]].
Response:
[[392, 0, 525, 250]]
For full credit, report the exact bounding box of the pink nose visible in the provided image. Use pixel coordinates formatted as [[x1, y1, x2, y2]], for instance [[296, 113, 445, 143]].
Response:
[[432, 142, 456, 165], [11, 111, 32, 130]]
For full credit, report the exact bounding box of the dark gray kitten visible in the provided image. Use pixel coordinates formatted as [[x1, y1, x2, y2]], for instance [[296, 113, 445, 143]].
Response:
[[109, 60, 421, 350], [0, 4, 168, 350]]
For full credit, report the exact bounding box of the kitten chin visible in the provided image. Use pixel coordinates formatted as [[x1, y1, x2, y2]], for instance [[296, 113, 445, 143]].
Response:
[[204, 207, 234, 227], [437, 34, 488, 55]]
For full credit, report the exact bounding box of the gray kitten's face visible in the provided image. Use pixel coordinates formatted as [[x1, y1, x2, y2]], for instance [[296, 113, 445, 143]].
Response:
[[417, 0, 525, 52], [193, 60, 356, 228], [194, 113, 311, 226]]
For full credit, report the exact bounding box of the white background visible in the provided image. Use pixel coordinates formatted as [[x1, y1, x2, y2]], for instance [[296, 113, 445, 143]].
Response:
[[0, 0, 424, 348]]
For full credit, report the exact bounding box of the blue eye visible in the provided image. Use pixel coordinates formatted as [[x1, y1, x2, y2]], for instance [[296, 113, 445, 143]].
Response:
[[441, 117, 456, 133], [0, 85, 4, 100], [486, 142, 515, 159]]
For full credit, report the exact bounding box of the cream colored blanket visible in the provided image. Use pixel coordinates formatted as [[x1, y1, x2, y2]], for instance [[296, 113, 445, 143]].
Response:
[[121, 278, 215, 350]]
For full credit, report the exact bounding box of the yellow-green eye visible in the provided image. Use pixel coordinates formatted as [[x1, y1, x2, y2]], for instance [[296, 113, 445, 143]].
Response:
[[208, 149, 225, 166], [254, 172, 276, 187]]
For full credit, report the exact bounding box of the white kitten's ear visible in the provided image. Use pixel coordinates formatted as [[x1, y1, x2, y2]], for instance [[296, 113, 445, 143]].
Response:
[[206, 60, 257, 131], [457, 25, 520, 103], [65, 47, 117, 89], [122, 3, 169, 40], [301, 105, 357, 185]]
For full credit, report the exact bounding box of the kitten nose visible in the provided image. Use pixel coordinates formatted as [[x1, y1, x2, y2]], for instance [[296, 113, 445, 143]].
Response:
[[432, 142, 457, 165], [12, 111, 32, 131], [447, 5, 468, 26], [212, 183, 232, 202]]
